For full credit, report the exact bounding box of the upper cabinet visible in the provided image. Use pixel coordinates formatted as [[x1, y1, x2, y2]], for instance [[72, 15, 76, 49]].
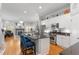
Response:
[[56, 14, 71, 29], [41, 14, 71, 30], [71, 4, 79, 16]]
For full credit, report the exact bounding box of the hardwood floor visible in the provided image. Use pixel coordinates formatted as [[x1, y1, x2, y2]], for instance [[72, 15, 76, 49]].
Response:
[[48, 44, 64, 55], [3, 36, 64, 55], [3, 36, 21, 55]]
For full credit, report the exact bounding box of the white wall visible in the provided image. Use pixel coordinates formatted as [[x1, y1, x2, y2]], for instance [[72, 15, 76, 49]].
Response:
[[0, 3, 4, 46], [70, 14, 79, 46], [70, 3, 79, 46], [71, 4, 79, 16], [0, 19, 4, 44], [2, 21, 16, 35], [3, 21, 15, 30], [24, 24, 35, 33]]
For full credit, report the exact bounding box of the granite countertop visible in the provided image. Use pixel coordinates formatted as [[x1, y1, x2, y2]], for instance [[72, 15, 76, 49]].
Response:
[[51, 32, 70, 36], [57, 32, 70, 36]]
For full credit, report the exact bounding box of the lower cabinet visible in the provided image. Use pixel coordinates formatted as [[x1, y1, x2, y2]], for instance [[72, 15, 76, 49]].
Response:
[[37, 38, 50, 55], [57, 35, 71, 48]]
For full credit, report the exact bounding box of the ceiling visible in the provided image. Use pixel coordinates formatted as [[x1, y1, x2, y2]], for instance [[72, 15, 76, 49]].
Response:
[[2, 3, 70, 24]]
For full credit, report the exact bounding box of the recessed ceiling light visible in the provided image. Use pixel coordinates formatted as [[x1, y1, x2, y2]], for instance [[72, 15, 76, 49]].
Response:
[[24, 11, 27, 14], [19, 21, 23, 24], [42, 22, 45, 25], [4, 27, 6, 30], [39, 6, 42, 9], [17, 23, 21, 26]]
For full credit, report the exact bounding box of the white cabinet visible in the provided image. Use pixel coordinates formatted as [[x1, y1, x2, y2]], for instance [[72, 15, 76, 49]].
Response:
[[41, 14, 71, 30], [57, 35, 70, 48], [37, 38, 50, 55], [57, 35, 62, 47], [56, 14, 79, 49], [70, 14, 79, 46], [0, 3, 5, 54], [56, 14, 71, 29]]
